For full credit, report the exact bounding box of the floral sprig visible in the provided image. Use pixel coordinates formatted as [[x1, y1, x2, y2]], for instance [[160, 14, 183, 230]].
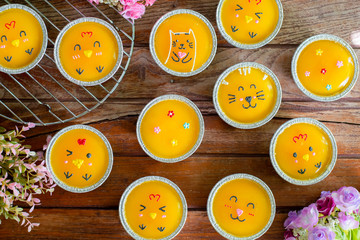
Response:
[[284, 186, 360, 240], [88, 0, 156, 20], [0, 123, 55, 232]]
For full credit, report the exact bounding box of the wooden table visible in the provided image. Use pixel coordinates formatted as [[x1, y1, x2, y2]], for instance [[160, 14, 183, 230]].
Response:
[[1, 0, 360, 239]]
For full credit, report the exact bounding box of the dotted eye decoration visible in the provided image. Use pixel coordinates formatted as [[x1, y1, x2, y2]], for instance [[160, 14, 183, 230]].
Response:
[[293, 152, 297, 158], [86, 153, 92, 158], [309, 146, 313, 152]]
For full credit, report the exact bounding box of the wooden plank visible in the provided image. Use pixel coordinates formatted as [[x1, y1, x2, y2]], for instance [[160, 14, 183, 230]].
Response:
[[7, 0, 360, 47], [1, 46, 359, 102], [10, 117, 360, 157], [0, 208, 287, 239], [8, 156, 358, 209]]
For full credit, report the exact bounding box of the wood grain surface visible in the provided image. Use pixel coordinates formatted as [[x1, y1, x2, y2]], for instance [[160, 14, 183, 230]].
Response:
[[1, 0, 360, 239]]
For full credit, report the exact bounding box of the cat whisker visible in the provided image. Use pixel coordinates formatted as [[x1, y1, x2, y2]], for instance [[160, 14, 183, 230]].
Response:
[[256, 90, 263, 94], [257, 98, 265, 100], [257, 94, 265, 97]]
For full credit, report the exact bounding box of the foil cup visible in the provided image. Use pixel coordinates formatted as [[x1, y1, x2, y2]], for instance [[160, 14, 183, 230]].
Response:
[[149, 9, 217, 77], [119, 176, 188, 240], [136, 94, 205, 163], [213, 62, 282, 129], [216, 0, 283, 49], [269, 118, 337, 185], [207, 173, 276, 240], [291, 34, 359, 101], [54, 17, 123, 86], [0, 4, 48, 74], [45, 124, 113, 193]]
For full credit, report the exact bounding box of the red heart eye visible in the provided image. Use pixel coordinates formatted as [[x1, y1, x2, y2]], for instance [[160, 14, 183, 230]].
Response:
[[78, 139, 86, 145]]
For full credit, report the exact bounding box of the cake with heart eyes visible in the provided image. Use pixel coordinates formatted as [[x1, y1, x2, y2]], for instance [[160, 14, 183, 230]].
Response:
[[217, 0, 283, 49], [207, 174, 276, 239], [119, 176, 187, 240], [0, 4, 47, 74], [150, 9, 217, 77], [46, 125, 113, 193], [54, 17, 123, 86]]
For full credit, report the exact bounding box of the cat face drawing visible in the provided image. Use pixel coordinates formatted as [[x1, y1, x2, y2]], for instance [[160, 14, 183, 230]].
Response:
[[165, 29, 197, 72]]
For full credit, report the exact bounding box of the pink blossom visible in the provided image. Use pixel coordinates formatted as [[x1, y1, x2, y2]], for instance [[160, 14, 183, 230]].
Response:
[[316, 194, 336, 217], [144, 0, 156, 6], [120, 0, 139, 5], [308, 225, 335, 240], [291, 204, 319, 230], [338, 212, 359, 230], [284, 210, 298, 229], [332, 186, 360, 213], [87, 0, 100, 4], [121, 2, 145, 19]]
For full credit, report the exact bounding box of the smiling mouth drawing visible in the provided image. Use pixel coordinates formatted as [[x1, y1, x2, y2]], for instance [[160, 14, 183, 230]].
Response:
[[230, 214, 246, 222], [242, 103, 257, 109]]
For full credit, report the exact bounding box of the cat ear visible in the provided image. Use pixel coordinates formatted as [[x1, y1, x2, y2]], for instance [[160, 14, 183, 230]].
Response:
[[169, 30, 175, 36], [188, 29, 195, 36]]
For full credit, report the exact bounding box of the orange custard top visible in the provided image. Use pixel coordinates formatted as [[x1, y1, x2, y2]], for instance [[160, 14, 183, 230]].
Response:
[[217, 66, 278, 124], [220, 0, 279, 45], [0, 8, 44, 69], [154, 13, 214, 73], [296, 40, 355, 97], [274, 123, 333, 181], [212, 179, 272, 238], [140, 99, 201, 159], [50, 128, 109, 188], [59, 21, 119, 83], [124, 180, 183, 239]]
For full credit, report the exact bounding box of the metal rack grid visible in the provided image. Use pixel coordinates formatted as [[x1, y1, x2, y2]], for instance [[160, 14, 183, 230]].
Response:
[[0, 0, 135, 126]]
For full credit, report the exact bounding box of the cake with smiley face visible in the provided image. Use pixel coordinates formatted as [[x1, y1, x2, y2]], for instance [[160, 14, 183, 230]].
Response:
[[213, 62, 282, 129], [270, 118, 338, 185], [0, 4, 47, 74], [46, 125, 113, 193], [150, 9, 217, 77], [119, 176, 187, 240], [208, 174, 276, 239], [217, 0, 283, 49], [54, 17, 123, 86]]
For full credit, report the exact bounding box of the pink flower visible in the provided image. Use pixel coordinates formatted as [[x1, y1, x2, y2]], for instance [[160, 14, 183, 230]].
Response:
[[120, 0, 139, 5], [87, 0, 100, 4], [145, 0, 156, 6], [292, 204, 319, 230], [305, 71, 311, 77], [336, 60, 344, 68], [332, 186, 360, 213], [154, 126, 161, 134], [316, 194, 336, 217], [308, 225, 335, 240], [284, 211, 298, 229], [338, 212, 359, 230], [121, 2, 145, 19], [284, 230, 296, 240]]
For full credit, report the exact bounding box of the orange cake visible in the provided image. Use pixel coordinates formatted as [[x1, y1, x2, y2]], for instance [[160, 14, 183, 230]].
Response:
[[217, 0, 283, 48], [55, 17, 122, 85], [208, 174, 275, 239], [150, 9, 216, 76], [137, 95, 204, 162], [270, 118, 337, 185], [293, 35, 359, 101], [0, 4, 47, 73], [120, 177, 187, 239], [214, 62, 281, 129], [46, 125, 113, 192]]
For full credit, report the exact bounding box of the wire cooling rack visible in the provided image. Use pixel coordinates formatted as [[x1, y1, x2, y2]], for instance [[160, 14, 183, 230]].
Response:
[[0, 0, 134, 126]]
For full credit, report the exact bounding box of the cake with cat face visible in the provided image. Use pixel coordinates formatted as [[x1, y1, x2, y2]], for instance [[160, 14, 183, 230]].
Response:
[[150, 9, 217, 77]]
